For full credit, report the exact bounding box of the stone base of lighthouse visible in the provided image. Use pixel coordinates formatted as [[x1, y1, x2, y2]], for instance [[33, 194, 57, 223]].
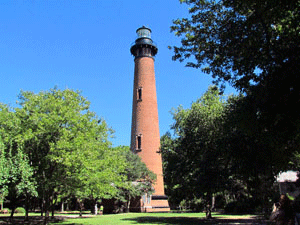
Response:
[[130, 195, 170, 212], [130, 173, 170, 212]]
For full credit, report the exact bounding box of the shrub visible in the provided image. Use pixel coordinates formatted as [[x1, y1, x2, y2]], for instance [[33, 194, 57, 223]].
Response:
[[224, 198, 260, 214], [179, 198, 205, 212], [179, 199, 188, 210], [189, 198, 205, 212], [15, 207, 26, 214], [0, 208, 9, 214], [214, 195, 226, 209]]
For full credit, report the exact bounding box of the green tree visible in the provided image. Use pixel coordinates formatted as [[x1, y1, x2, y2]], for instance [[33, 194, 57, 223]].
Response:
[[160, 132, 183, 208], [161, 87, 277, 213], [0, 104, 37, 220], [171, 0, 300, 187], [171, 0, 300, 91], [220, 94, 290, 213], [161, 87, 228, 211], [73, 145, 128, 216], [14, 88, 115, 219], [116, 146, 156, 212]]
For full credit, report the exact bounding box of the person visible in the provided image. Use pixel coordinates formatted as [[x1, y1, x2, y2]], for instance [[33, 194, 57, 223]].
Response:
[[206, 204, 212, 219], [99, 205, 104, 215], [270, 194, 295, 225]]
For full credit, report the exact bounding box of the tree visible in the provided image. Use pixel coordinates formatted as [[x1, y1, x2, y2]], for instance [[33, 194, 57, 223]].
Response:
[[13, 88, 115, 219], [171, 0, 300, 181], [0, 88, 158, 219], [115, 146, 156, 212], [219, 94, 283, 213], [160, 132, 183, 208], [161, 87, 228, 211], [162, 86, 286, 213], [73, 145, 129, 216], [0, 104, 37, 220], [171, 0, 300, 91]]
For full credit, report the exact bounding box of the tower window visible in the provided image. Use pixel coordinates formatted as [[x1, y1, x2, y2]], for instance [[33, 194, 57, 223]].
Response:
[[137, 88, 142, 101], [137, 135, 142, 151]]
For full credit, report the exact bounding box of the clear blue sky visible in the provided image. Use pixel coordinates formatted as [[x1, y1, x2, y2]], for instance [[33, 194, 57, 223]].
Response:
[[0, 0, 236, 147]]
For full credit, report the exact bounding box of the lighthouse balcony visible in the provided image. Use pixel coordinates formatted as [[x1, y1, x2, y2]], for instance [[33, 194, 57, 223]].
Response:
[[130, 42, 158, 57]]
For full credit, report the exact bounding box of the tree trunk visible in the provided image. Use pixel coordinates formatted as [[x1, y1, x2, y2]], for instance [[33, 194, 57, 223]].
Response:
[[51, 205, 55, 218], [43, 215, 48, 225], [41, 196, 45, 217], [43, 195, 50, 225], [77, 198, 84, 217], [94, 203, 98, 215], [61, 201, 64, 212], [126, 196, 131, 213], [212, 195, 215, 211], [25, 195, 29, 221], [51, 194, 57, 218], [79, 206, 82, 217], [206, 192, 212, 219], [10, 207, 15, 222]]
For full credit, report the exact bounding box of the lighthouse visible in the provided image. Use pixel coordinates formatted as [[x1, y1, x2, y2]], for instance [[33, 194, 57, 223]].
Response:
[[130, 26, 170, 212]]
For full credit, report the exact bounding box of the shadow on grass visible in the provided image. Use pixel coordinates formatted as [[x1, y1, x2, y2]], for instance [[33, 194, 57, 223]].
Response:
[[0, 216, 74, 225], [122, 216, 274, 225]]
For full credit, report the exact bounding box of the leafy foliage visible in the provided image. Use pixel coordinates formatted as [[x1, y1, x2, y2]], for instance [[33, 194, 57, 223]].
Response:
[[14, 88, 115, 213], [0, 105, 37, 216], [115, 146, 156, 211], [161, 86, 281, 212], [161, 87, 228, 206], [170, 0, 300, 201], [0, 87, 159, 217], [171, 0, 300, 92], [0, 88, 148, 218]]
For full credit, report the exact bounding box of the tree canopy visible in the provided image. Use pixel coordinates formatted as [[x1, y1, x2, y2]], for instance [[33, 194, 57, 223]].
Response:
[[0, 104, 37, 218], [161, 86, 286, 212], [0, 88, 153, 218], [13, 88, 118, 215], [171, 0, 300, 92], [161, 87, 229, 207], [115, 146, 156, 212], [170, 0, 300, 176]]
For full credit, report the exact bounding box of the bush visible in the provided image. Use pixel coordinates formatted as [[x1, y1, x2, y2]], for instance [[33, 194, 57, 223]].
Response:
[[0, 208, 9, 214], [179, 199, 188, 210], [179, 198, 205, 212], [15, 207, 26, 214], [214, 195, 226, 209], [224, 199, 256, 214], [190, 198, 205, 212]]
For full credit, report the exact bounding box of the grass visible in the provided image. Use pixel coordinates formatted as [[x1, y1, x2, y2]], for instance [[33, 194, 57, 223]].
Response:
[[0, 212, 274, 225], [49, 212, 273, 225], [50, 212, 208, 225]]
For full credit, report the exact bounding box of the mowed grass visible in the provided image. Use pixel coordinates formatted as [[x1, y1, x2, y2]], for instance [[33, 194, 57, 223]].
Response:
[[51, 212, 207, 225], [49, 212, 272, 225], [0, 212, 273, 224]]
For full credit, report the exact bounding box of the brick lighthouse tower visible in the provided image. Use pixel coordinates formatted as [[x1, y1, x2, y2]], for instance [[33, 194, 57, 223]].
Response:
[[130, 26, 170, 212]]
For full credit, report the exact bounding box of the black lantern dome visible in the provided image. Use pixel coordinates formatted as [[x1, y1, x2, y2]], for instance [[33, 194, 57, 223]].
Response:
[[130, 26, 158, 58]]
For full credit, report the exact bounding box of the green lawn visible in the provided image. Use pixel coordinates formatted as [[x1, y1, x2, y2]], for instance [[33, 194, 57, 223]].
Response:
[[0, 212, 274, 225], [49, 212, 273, 225]]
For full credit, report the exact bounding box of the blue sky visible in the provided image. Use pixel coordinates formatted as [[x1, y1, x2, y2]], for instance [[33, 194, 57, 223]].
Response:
[[0, 0, 236, 147]]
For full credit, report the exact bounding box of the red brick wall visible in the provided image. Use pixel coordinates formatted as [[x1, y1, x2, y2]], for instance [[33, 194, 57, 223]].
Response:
[[130, 56, 168, 202]]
